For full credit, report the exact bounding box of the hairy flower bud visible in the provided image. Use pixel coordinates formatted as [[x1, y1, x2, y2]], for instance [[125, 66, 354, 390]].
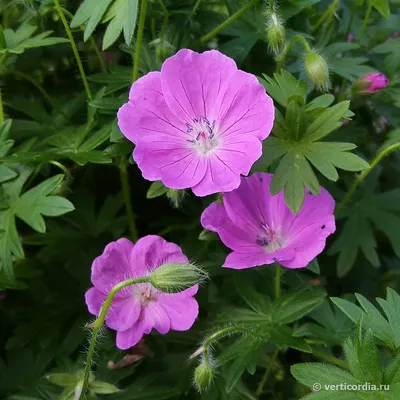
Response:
[[194, 360, 214, 393], [304, 51, 329, 91], [149, 262, 207, 293], [352, 73, 389, 94], [266, 10, 286, 54]]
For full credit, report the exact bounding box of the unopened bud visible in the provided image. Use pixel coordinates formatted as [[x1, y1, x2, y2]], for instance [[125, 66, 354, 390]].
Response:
[[351, 73, 389, 94], [166, 188, 186, 208], [304, 51, 330, 91], [266, 10, 286, 54], [194, 360, 214, 393], [150, 262, 207, 293]]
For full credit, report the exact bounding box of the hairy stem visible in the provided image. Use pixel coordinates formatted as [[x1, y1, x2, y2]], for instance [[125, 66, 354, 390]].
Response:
[[275, 264, 282, 299], [196, 0, 258, 45], [256, 348, 279, 397], [312, 348, 349, 370], [53, 0, 92, 100], [156, 0, 169, 46], [132, 0, 149, 82], [119, 158, 139, 242], [337, 143, 400, 212], [276, 34, 311, 72], [358, 2, 372, 43], [80, 277, 150, 398]]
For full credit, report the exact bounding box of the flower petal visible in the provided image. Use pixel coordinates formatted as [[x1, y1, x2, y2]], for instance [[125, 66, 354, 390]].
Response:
[[116, 317, 150, 350], [161, 49, 238, 123], [90, 238, 136, 295], [130, 235, 189, 274], [158, 290, 199, 331], [222, 247, 295, 270], [133, 137, 207, 189], [216, 70, 274, 141], [105, 297, 141, 331], [117, 72, 186, 144], [144, 302, 171, 334], [85, 287, 104, 316], [201, 202, 260, 252]]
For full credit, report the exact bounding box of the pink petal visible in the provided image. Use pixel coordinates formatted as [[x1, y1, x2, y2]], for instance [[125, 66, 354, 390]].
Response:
[[223, 247, 295, 270], [216, 70, 274, 141], [144, 302, 171, 334], [85, 287, 104, 316], [133, 137, 207, 189], [201, 202, 260, 252], [117, 72, 186, 145], [116, 317, 149, 350], [90, 238, 136, 295], [104, 297, 141, 331], [130, 235, 189, 274], [161, 49, 238, 123], [158, 291, 199, 331]]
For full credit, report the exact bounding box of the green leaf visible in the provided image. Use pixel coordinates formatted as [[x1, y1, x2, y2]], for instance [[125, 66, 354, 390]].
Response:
[[123, 0, 139, 45], [291, 363, 358, 388], [15, 175, 75, 233], [146, 181, 169, 199], [305, 94, 335, 112], [272, 290, 325, 324], [305, 101, 350, 142], [235, 277, 272, 316], [307, 258, 320, 274], [70, 0, 100, 27], [83, 0, 113, 41], [90, 380, 120, 394], [47, 373, 81, 387], [370, 0, 390, 19], [0, 166, 17, 183]]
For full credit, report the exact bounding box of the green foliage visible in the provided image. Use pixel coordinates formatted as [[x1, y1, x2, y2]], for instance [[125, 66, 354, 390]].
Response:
[[256, 71, 368, 213]]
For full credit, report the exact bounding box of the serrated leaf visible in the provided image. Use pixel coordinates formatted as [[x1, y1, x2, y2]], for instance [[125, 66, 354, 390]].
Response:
[[15, 175, 74, 233], [70, 0, 100, 27], [0, 166, 17, 183], [305, 101, 350, 142], [83, 0, 113, 41]]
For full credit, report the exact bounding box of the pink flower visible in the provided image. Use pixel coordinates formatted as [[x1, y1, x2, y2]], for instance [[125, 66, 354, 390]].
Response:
[[359, 73, 389, 93], [85, 236, 199, 350], [347, 33, 354, 42], [117, 49, 274, 196], [201, 173, 335, 269]]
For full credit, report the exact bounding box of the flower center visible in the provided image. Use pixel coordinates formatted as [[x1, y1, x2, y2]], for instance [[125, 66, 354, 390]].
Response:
[[256, 223, 284, 253], [186, 117, 219, 155], [134, 284, 157, 307]]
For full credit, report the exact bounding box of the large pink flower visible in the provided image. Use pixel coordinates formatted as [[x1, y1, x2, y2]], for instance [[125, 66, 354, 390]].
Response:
[[201, 173, 335, 269], [85, 236, 199, 350], [117, 49, 274, 196]]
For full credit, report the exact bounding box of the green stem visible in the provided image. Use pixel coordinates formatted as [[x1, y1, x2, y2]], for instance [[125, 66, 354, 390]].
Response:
[[132, 0, 148, 82], [89, 36, 107, 73], [12, 70, 53, 106], [79, 277, 150, 399], [119, 158, 139, 242], [192, 0, 202, 15], [311, 0, 339, 33], [195, 0, 258, 45], [156, 0, 168, 46], [276, 34, 311, 72], [53, 0, 92, 100], [256, 348, 279, 397], [312, 348, 349, 370], [358, 2, 372, 43], [0, 87, 4, 123], [275, 264, 282, 299], [346, 0, 357, 36], [337, 143, 400, 212], [59, 7, 107, 73]]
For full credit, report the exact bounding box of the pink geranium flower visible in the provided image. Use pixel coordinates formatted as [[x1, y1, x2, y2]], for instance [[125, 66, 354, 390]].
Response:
[[85, 236, 199, 350], [201, 173, 335, 269], [359, 73, 389, 93], [117, 49, 274, 196]]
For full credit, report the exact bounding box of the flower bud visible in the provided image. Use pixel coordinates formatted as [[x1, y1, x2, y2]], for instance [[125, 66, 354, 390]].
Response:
[[352, 73, 389, 94], [150, 262, 207, 293], [266, 10, 286, 54], [194, 360, 214, 393], [166, 188, 186, 208], [304, 51, 330, 91]]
